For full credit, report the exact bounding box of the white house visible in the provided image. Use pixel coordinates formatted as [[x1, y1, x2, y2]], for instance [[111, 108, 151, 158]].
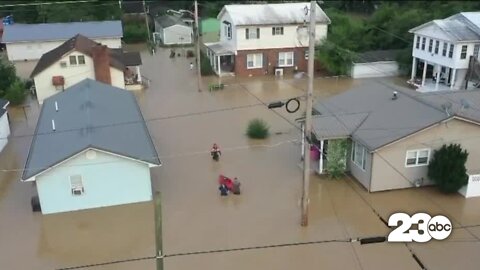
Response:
[[2, 21, 123, 61], [0, 99, 10, 153], [30, 34, 143, 104], [350, 49, 400, 79], [154, 15, 193, 45], [408, 12, 480, 92], [203, 2, 330, 77], [22, 79, 161, 214]]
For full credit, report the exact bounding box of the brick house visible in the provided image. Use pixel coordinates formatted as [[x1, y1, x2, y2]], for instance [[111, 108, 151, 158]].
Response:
[[203, 2, 330, 77]]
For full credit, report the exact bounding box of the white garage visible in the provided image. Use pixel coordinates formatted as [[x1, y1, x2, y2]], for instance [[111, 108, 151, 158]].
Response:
[[350, 50, 400, 79], [154, 15, 193, 45], [0, 99, 10, 153], [2, 21, 123, 61]]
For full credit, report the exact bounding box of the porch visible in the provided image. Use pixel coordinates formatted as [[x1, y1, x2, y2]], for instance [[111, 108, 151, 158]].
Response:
[[204, 42, 235, 77], [125, 65, 148, 90]]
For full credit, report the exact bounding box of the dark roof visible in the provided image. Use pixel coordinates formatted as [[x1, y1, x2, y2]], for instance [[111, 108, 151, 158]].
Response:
[[310, 80, 480, 150], [30, 35, 141, 78], [22, 79, 160, 180], [2, 21, 122, 43], [156, 15, 188, 28], [0, 99, 9, 118], [353, 50, 401, 64]]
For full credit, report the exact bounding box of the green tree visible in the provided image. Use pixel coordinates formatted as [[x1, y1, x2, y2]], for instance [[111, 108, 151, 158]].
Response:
[[326, 139, 349, 179], [123, 22, 148, 43], [428, 144, 469, 193], [4, 80, 27, 105], [0, 59, 17, 97]]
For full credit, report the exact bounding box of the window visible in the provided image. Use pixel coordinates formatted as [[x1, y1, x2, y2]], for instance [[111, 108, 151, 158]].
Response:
[[405, 149, 430, 167], [245, 28, 260, 39], [442, 42, 447, 56], [60, 61, 67, 68], [474, 44, 480, 58], [460, 45, 468, 59], [78, 55, 86, 65], [272, 26, 284, 36], [278, 51, 294, 67], [246, 53, 263, 69], [223, 21, 232, 40], [428, 39, 433, 52], [70, 175, 85, 196], [416, 36, 420, 49], [69, 55, 77, 65], [421, 37, 426, 50], [351, 141, 366, 170], [434, 40, 439, 54], [449, 44, 454, 58]]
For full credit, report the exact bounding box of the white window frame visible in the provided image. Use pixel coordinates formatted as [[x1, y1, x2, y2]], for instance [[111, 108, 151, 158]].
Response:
[[442, 42, 447, 57], [460, 45, 468, 59], [246, 28, 259, 39], [70, 175, 85, 196], [69, 55, 77, 65], [415, 36, 420, 49], [272, 26, 284, 36], [278, 51, 294, 67], [247, 53, 263, 69], [78, 55, 86, 65], [421, 37, 426, 50], [351, 141, 366, 171], [224, 22, 232, 40], [405, 149, 431, 167], [449, 44, 454, 58]]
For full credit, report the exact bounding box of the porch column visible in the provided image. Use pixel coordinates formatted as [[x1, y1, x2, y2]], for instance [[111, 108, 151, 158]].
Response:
[[319, 140, 324, 174], [450, 68, 456, 90], [136, 66, 142, 83], [421, 61, 428, 86], [301, 124, 305, 159], [435, 65, 440, 91], [411, 57, 417, 80], [217, 55, 222, 77]]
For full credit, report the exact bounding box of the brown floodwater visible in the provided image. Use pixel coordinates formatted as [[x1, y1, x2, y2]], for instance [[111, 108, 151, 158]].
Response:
[[1, 47, 480, 270]]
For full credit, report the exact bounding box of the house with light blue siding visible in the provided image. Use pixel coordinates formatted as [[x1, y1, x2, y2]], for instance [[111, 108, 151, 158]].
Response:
[[21, 79, 160, 214]]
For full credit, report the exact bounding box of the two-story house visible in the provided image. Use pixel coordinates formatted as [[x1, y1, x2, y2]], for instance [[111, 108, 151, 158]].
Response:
[[30, 34, 143, 104], [204, 2, 330, 77], [408, 12, 480, 92]]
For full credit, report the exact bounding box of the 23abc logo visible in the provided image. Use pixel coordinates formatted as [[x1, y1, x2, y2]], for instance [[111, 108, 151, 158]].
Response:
[[388, 213, 452, 242]]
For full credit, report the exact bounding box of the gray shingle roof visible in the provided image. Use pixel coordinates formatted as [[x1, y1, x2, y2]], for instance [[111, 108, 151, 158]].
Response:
[[22, 79, 160, 180], [2, 21, 123, 43], [311, 81, 463, 151]]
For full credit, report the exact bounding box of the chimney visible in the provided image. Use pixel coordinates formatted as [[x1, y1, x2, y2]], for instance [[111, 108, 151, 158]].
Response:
[[91, 45, 112, 85]]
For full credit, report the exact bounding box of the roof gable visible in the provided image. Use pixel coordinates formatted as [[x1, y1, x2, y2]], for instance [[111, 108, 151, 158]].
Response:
[[218, 2, 330, 26], [409, 12, 480, 41], [22, 79, 160, 180], [411, 22, 457, 41]]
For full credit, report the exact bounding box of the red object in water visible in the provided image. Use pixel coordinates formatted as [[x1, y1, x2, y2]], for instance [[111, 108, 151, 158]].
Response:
[[218, 174, 234, 191]]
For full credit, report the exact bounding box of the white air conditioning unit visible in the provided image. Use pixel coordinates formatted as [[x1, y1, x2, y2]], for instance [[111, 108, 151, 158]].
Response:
[[275, 68, 284, 77]]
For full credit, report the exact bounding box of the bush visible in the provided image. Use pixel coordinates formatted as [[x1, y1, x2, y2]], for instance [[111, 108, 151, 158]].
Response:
[[200, 51, 214, 76], [428, 144, 469, 193], [4, 80, 27, 105], [246, 118, 270, 139], [326, 139, 349, 178], [123, 22, 148, 43]]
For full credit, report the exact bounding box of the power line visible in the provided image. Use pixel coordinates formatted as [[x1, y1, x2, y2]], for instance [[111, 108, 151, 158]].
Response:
[[0, 0, 99, 8]]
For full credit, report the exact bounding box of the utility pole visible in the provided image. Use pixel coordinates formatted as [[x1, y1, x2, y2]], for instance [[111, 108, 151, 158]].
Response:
[[301, 0, 316, 227], [194, 0, 202, 92], [143, 0, 151, 44]]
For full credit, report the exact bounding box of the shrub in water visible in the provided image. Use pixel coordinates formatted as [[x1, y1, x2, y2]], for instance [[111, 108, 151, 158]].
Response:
[[247, 118, 270, 139]]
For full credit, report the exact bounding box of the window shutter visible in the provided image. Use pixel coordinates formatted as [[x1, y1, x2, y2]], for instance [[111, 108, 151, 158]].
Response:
[[246, 28, 249, 39], [281, 27, 284, 35], [257, 28, 260, 39]]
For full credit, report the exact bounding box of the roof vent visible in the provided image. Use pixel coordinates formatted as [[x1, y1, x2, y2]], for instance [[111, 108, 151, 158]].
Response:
[[55, 101, 59, 112], [392, 91, 398, 100], [51, 119, 56, 131]]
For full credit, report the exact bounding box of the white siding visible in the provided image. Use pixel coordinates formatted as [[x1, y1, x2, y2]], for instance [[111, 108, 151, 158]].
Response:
[[235, 24, 327, 51], [162, 25, 193, 45], [5, 37, 121, 61], [219, 12, 237, 51], [351, 61, 399, 79], [0, 113, 10, 153]]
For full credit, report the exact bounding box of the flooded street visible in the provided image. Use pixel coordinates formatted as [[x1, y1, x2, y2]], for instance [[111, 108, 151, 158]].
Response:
[[0, 46, 480, 269]]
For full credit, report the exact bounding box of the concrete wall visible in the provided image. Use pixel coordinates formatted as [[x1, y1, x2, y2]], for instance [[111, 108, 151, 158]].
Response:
[[351, 61, 400, 79], [33, 51, 125, 104], [370, 118, 480, 192], [234, 47, 308, 76], [36, 149, 153, 214], [162, 25, 193, 45], [0, 113, 10, 153], [235, 24, 327, 51], [347, 140, 373, 190], [5, 38, 121, 61]]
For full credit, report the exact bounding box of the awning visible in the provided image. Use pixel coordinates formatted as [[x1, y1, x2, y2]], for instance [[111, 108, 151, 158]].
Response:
[[204, 42, 234, 56]]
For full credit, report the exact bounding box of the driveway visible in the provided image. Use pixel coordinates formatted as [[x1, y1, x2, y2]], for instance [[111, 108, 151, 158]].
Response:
[[1, 46, 480, 270]]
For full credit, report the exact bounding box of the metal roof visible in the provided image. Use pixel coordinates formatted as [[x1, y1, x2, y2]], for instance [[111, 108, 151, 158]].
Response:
[[353, 50, 401, 64], [2, 21, 123, 43], [155, 15, 188, 28], [204, 42, 234, 55], [22, 79, 160, 180], [219, 2, 331, 26], [409, 12, 480, 41]]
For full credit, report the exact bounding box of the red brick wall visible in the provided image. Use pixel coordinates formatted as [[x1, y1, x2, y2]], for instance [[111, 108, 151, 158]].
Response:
[[92, 45, 112, 85], [234, 47, 308, 77]]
